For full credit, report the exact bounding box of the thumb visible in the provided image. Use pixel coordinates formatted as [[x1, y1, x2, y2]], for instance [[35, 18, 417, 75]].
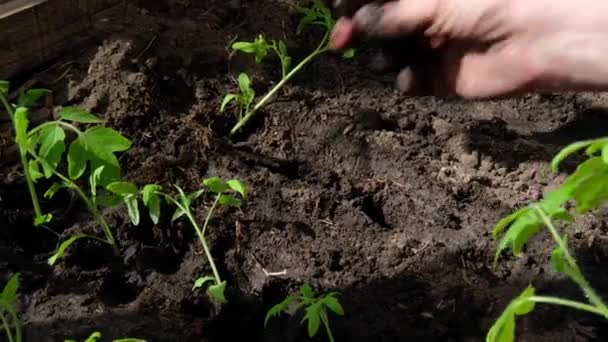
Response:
[[352, 0, 438, 38]]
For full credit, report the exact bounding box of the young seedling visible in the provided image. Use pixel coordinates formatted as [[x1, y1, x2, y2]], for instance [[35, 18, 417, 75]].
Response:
[[65, 331, 146, 342], [0, 81, 53, 225], [221, 73, 255, 121], [265, 282, 344, 342], [227, 0, 355, 135], [488, 137, 608, 341], [141, 177, 248, 304], [1, 274, 21, 342]]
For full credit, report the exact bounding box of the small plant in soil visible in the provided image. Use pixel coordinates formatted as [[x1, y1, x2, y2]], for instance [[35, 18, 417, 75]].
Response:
[[0, 81, 139, 265], [226, 0, 354, 136], [1, 274, 21, 342], [141, 177, 248, 304], [488, 137, 608, 341], [65, 331, 146, 342], [265, 282, 344, 342]]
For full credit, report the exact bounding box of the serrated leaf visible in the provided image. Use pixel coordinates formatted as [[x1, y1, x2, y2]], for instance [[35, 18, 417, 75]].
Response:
[[301, 282, 315, 299], [0, 80, 9, 95], [322, 296, 344, 315], [143, 184, 161, 224], [45, 182, 67, 199], [18, 88, 50, 107], [38, 124, 66, 178], [192, 276, 215, 290], [106, 181, 138, 195], [208, 280, 227, 303], [60, 107, 103, 123], [552, 140, 594, 172], [203, 177, 229, 193], [14, 107, 29, 147], [486, 285, 535, 342], [48, 234, 87, 265], [34, 213, 53, 226], [221, 94, 237, 112], [0, 273, 20, 309], [227, 179, 247, 197], [304, 303, 322, 337], [265, 295, 297, 326], [218, 194, 242, 207], [125, 194, 140, 225]]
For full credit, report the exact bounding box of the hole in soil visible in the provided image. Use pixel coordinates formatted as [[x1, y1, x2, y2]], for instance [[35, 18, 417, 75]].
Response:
[[360, 196, 390, 229], [65, 239, 115, 271], [136, 247, 182, 274], [100, 274, 139, 307]]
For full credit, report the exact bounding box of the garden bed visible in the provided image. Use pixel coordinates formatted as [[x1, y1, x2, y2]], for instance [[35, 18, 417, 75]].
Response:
[[2, 1, 608, 341]]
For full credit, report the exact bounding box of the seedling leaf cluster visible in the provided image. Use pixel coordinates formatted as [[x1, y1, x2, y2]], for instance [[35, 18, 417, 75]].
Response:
[[488, 137, 608, 341]]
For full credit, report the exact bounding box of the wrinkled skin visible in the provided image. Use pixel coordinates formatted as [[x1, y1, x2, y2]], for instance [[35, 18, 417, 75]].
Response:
[[327, 0, 608, 98]]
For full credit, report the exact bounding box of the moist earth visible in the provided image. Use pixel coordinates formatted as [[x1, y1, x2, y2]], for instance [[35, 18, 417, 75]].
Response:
[[2, 1, 608, 341]]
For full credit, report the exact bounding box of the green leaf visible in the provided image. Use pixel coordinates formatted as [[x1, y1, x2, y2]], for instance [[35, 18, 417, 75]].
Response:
[[83, 331, 102, 342], [218, 194, 242, 207], [44, 182, 68, 199], [232, 41, 257, 53], [550, 247, 566, 274], [59, 107, 103, 123], [96, 194, 123, 208], [203, 177, 229, 193], [220, 94, 237, 112], [208, 280, 227, 303], [48, 234, 88, 265], [0, 80, 9, 95], [143, 184, 161, 224], [0, 273, 20, 309], [14, 107, 29, 147], [29, 159, 44, 181], [34, 213, 53, 226], [486, 285, 536, 342], [551, 140, 594, 172], [68, 126, 132, 184], [124, 194, 140, 226], [227, 179, 247, 197], [303, 303, 322, 337], [192, 276, 215, 290], [322, 295, 344, 315], [492, 207, 528, 239], [90, 166, 105, 198], [38, 124, 66, 178], [106, 181, 138, 196], [171, 207, 186, 222], [238, 73, 252, 96], [342, 48, 356, 59], [18, 88, 50, 107], [265, 295, 297, 326], [301, 282, 315, 299]]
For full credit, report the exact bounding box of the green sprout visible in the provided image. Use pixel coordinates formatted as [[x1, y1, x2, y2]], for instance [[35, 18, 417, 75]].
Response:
[[488, 137, 608, 341], [65, 331, 146, 342], [265, 282, 344, 342], [221, 73, 255, 121], [227, 0, 355, 136], [1, 274, 21, 342], [141, 177, 248, 304]]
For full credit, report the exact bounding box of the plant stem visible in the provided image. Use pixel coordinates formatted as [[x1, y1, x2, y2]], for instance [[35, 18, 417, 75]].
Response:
[[0, 313, 14, 342], [0, 93, 44, 221], [27, 150, 118, 254], [6, 309, 21, 342], [165, 195, 223, 283], [27, 120, 84, 138], [229, 31, 330, 136], [320, 311, 335, 342], [529, 296, 608, 318], [534, 205, 608, 314]]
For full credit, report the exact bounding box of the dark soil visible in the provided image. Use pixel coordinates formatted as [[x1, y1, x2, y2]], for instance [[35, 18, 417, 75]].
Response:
[[3, 1, 608, 341]]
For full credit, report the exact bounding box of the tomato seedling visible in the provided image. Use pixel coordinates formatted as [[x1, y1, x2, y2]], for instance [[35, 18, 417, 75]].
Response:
[[488, 137, 608, 342], [1, 274, 21, 342], [141, 177, 248, 304], [265, 282, 344, 342], [65, 331, 146, 342], [227, 0, 355, 136]]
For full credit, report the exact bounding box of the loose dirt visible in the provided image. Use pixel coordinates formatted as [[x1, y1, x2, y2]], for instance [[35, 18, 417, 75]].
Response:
[[2, 1, 608, 341]]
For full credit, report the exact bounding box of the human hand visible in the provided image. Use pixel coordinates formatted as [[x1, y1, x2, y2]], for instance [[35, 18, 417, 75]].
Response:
[[330, 0, 608, 98]]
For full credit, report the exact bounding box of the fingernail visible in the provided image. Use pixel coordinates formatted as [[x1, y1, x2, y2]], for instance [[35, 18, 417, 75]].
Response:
[[330, 18, 354, 49]]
